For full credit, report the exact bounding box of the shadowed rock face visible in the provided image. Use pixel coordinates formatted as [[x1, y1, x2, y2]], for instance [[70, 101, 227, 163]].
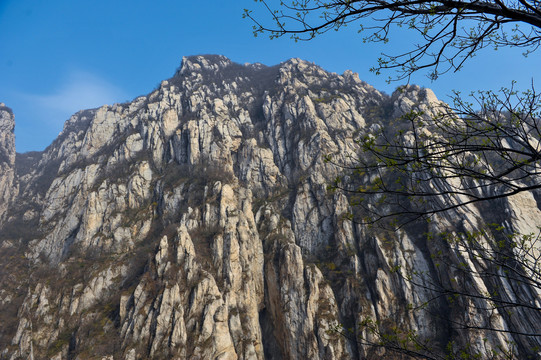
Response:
[[0, 55, 540, 359]]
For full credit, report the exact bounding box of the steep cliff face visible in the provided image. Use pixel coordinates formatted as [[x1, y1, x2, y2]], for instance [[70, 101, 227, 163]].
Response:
[[0, 55, 540, 359], [0, 103, 16, 221]]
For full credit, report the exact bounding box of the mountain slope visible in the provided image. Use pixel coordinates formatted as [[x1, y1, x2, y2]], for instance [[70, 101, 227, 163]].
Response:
[[0, 55, 540, 359]]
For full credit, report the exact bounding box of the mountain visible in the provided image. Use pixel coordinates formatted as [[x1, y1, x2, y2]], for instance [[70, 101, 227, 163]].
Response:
[[0, 103, 16, 221], [0, 55, 540, 359]]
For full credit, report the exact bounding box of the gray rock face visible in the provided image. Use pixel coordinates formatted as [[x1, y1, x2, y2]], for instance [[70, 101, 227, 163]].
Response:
[[0, 103, 16, 221], [0, 55, 540, 359]]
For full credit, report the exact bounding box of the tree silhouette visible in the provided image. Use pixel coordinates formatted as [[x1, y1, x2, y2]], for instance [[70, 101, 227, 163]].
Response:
[[326, 84, 541, 227], [245, 0, 541, 81]]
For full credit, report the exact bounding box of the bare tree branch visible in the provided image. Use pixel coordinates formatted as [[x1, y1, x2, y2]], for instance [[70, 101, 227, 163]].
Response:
[[246, 0, 541, 80]]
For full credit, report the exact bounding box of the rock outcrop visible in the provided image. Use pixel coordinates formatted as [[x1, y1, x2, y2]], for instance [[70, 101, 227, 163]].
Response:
[[0, 55, 540, 359], [0, 103, 16, 221]]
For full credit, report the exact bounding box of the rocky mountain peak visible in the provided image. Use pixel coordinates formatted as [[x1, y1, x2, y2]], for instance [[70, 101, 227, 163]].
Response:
[[391, 84, 443, 117], [178, 54, 234, 75], [1, 57, 540, 359], [0, 103, 16, 221], [0, 103, 15, 166]]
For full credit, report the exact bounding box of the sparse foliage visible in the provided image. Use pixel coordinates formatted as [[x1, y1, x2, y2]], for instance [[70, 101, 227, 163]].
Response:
[[328, 84, 541, 226], [324, 86, 541, 357], [246, 0, 541, 81]]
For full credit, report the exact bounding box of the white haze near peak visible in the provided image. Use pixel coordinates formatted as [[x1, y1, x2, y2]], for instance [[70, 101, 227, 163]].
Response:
[[22, 69, 128, 126]]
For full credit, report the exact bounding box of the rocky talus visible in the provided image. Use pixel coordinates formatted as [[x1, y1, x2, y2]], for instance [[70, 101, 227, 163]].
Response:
[[0, 55, 540, 359]]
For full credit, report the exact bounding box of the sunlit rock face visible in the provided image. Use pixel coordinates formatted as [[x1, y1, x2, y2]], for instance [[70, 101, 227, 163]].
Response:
[[0, 55, 540, 359], [0, 103, 16, 221]]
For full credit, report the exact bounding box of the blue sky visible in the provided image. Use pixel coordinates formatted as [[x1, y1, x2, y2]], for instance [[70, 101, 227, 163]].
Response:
[[1, 0, 539, 152]]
